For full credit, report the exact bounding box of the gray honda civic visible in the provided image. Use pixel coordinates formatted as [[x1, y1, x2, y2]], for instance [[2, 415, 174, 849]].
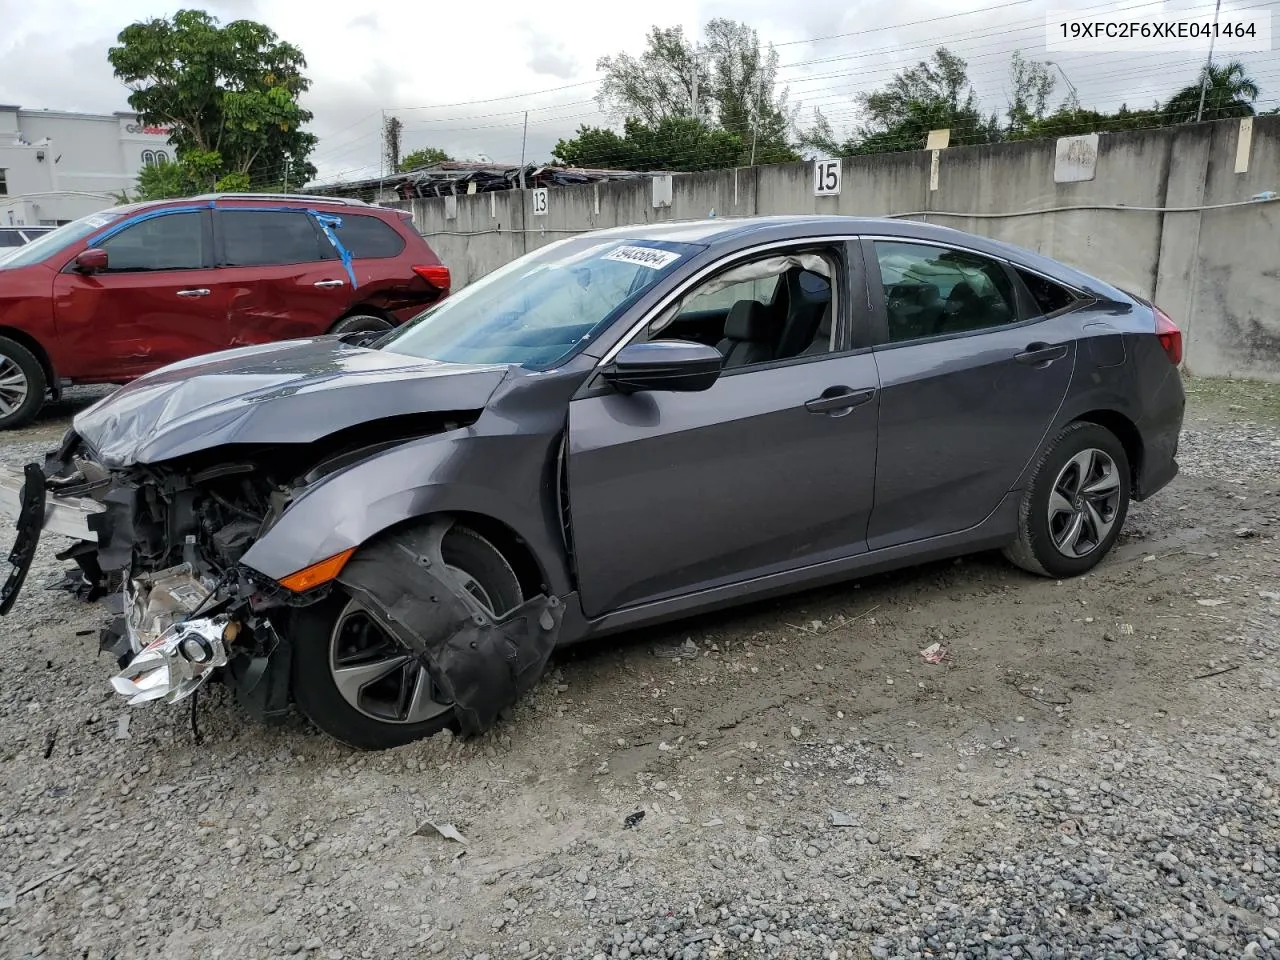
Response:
[[0, 215, 1185, 750]]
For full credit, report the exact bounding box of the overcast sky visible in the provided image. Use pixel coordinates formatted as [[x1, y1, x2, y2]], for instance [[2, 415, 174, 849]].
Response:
[[2, 0, 1276, 184]]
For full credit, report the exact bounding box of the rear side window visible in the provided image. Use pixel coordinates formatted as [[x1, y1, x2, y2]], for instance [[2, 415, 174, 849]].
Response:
[[219, 210, 327, 266], [0, 231, 22, 248], [874, 241, 1017, 342], [334, 213, 407, 259], [100, 212, 206, 271], [1017, 268, 1077, 315]]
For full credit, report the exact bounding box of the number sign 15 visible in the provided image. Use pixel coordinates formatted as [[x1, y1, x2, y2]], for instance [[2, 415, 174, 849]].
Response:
[[814, 159, 841, 196]]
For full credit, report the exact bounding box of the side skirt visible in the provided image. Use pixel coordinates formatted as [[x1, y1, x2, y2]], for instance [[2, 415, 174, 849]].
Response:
[[567, 492, 1021, 643]]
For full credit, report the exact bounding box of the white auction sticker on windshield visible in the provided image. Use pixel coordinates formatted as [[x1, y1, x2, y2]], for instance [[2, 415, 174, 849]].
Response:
[[602, 246, 680, 270]]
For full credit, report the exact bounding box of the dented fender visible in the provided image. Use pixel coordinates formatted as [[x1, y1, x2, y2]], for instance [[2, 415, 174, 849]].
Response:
[[240, 396, 576, 593], [335, 522, 563, 734], [238, 419, 575, 596]]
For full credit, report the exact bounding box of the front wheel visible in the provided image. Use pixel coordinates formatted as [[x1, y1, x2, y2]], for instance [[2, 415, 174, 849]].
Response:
[[0, 336, 47, 430], [1003, 422, 1131, 578], [329, 313, 393, 336], [289, 523, 523, 750]]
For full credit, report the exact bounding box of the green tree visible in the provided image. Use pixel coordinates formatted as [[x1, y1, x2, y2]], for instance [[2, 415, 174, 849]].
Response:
[[1006, 51, 1056, 136], [399, 146, 452, 172], [855, 48, 996, 151], [108, 9, 317, 196], [553, 117, 742, 172], [799, 47, 998, 156], [1010, 102, 1163, 141], [1163, 60, 1259, 124], [595, 19, 797, 166]]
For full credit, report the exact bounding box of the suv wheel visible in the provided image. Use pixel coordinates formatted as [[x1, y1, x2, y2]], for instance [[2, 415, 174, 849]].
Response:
[[1003, 421, 1131, 578], [329, 314, 393, 336], [0, 337, 47, 431]]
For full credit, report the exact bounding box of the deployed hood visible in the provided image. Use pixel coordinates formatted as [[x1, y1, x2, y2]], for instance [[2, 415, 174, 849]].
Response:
[[73, 338, 511, 467]]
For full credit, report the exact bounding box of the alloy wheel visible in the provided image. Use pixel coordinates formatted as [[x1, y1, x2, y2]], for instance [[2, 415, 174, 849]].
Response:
[[328, 564, 494, 725], [1046, 447, 1121, 558], [0, 357, 30, 418]]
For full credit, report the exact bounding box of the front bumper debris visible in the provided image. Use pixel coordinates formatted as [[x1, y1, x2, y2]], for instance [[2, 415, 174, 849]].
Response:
[[106, 563, 228, 705], [0, 462, 106, 615], [0, 462, 105, 540], [110, 615, 233, 705]]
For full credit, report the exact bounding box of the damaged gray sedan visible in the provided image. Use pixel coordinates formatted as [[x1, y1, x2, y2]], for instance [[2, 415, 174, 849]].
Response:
[[0, 216, 1185, 749]]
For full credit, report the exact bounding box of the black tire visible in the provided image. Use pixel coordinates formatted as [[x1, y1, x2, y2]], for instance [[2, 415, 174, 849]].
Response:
[[328, 313, 393, 336], [0, 336, 47, 431], [289, 523, 523, 750], [1003, 421, 1131, 578]]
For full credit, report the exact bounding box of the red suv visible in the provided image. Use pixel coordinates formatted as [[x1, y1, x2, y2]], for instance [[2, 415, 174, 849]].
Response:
[[0, 193, 449, 429]]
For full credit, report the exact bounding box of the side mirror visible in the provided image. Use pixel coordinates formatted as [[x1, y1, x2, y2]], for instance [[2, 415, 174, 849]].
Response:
[[601, 340, 724, 394], [74, 248, 108, 274]]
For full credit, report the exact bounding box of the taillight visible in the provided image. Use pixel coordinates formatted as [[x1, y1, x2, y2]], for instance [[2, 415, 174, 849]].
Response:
[[1154, 306, 1182, 366], [412, 264, 451, 293]]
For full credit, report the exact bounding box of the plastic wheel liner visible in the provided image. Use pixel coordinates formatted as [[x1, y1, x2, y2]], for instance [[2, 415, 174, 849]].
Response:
[[334, 522, 563, 735]]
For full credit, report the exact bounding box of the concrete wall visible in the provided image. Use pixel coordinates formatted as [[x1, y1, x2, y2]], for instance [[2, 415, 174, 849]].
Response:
[[397, 116, 1280, 381]]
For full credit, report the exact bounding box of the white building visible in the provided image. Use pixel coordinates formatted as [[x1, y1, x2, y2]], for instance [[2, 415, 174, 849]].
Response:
[[0, 106, 174, 226]]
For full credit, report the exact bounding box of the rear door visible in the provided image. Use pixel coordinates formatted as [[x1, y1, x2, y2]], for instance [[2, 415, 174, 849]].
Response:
[[52, 208, 226, 379], [863, 238, 1075, 549], [215, 208, 351, 345]]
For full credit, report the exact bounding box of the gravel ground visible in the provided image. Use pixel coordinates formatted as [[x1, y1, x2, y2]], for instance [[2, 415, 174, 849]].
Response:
[[1, 377, 1277, 960]]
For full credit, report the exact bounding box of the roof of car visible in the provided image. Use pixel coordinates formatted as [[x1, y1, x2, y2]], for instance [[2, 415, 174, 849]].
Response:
[[589, 215, 1114, 297], [123, 193, 402, 214], [588, 215, 981, 244]]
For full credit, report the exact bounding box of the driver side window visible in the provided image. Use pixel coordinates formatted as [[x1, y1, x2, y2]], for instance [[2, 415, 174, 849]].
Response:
[[99, 212, 207, 272], [649, 249, 839, 370]]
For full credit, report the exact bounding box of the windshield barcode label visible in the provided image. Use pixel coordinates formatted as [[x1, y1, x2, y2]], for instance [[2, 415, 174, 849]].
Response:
[[603, 246, 680, 270]]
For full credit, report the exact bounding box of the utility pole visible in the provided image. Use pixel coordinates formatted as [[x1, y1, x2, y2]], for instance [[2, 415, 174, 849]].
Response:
[[1195, 0, 1224, 122], [378, 108, 386, 200], [1045, 60, 1080, 115], [690, 43, 707, 123], [690, 46, 699, 123], [518, 111, 528, 189], [749, 73, 763, 166]]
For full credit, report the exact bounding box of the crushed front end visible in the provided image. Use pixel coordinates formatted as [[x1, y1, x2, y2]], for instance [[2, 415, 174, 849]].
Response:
[[20, 427, 305, 721], [1, 418, 565, 743]]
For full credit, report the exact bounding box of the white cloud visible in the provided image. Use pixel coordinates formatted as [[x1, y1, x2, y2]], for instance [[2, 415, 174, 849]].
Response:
[[0, 0, 1275, 184]]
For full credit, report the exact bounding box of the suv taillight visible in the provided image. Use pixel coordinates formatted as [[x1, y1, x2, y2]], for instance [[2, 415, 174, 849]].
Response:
[[1154, 306, 1182, 366], [413, 264, 451, 293]]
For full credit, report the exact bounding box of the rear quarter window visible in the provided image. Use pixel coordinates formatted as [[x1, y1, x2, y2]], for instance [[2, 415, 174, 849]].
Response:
[[334, 214, 407, 259], [1017, 268, 1078, 315]]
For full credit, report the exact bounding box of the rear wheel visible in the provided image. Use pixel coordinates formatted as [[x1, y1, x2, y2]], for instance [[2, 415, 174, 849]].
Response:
[[329, 313, 393, 336], [1003, 421, 1130, 578], [0, 337, 46, 431], [289, 522, 523, 750]]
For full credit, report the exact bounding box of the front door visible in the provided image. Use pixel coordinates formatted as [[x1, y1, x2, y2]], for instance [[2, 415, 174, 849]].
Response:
[[863, 238, 1076, 549], [567, 242, 881, 618], [52, 209, 228, 380]]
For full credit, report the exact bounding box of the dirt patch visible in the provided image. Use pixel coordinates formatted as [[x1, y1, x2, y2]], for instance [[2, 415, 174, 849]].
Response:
[[0, 377, 1277, 960]]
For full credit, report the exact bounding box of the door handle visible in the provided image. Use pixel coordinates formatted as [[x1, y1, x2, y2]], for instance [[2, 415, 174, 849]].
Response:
[[1015, 342, 1068, 366], [804, 387, 876, 415], [314, 279, 345, 288], [176, 288, 211, 298]]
